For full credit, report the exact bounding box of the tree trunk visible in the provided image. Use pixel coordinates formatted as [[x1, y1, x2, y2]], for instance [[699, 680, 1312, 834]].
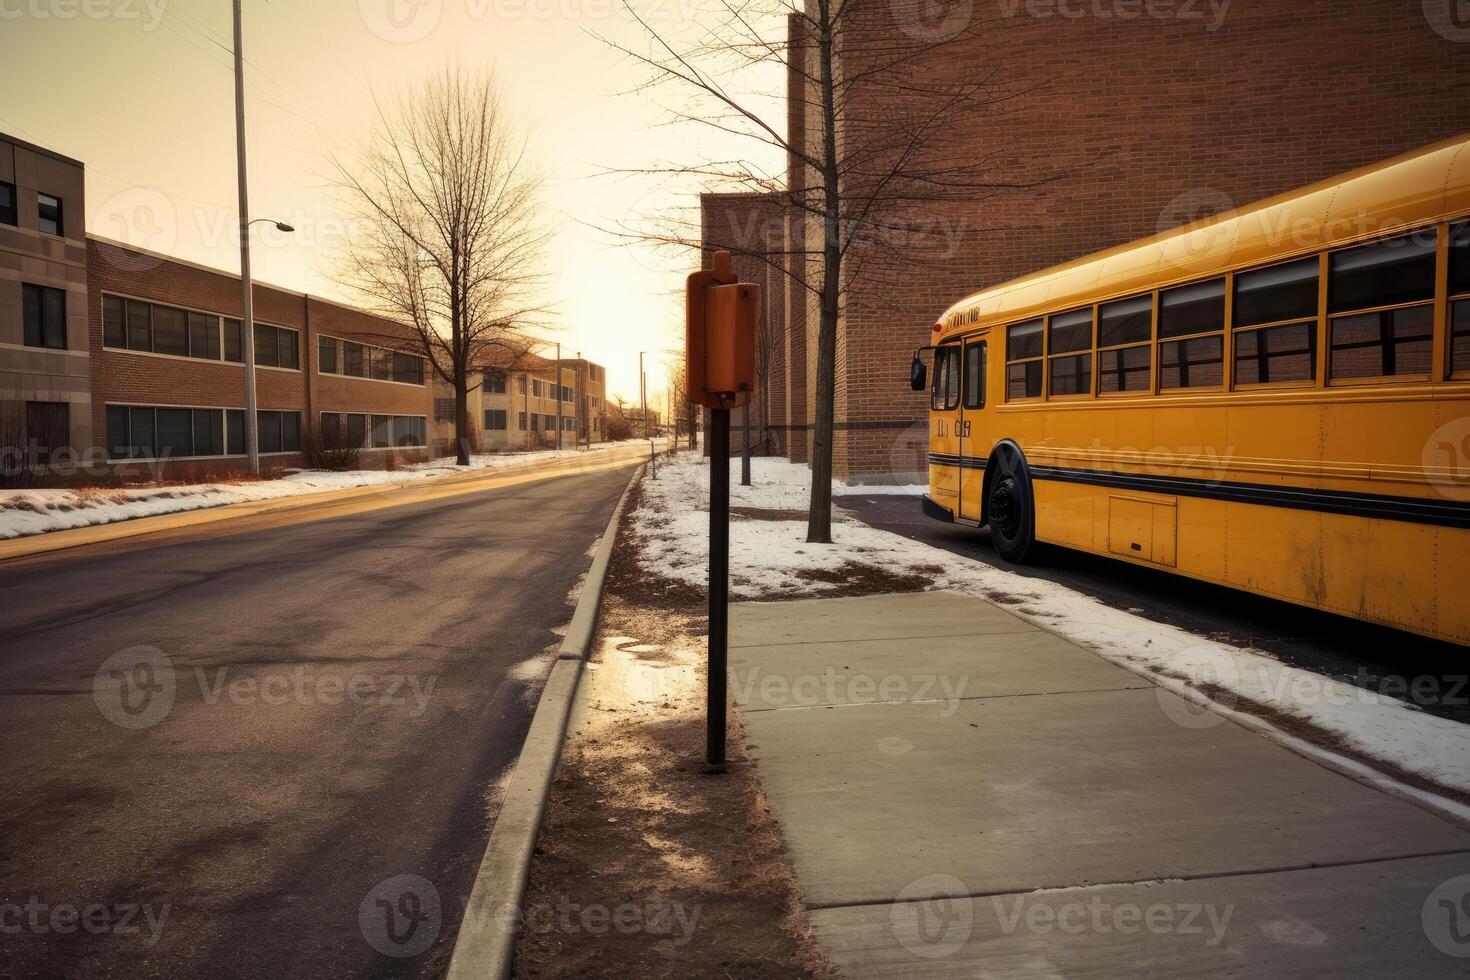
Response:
[[807, 264, 838, 544], [454, 363, 471, 466], [806, 2, 841, 545]]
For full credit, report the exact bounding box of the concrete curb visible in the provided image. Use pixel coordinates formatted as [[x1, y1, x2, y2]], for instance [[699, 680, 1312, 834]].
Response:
[[445, 461, 645, 980]]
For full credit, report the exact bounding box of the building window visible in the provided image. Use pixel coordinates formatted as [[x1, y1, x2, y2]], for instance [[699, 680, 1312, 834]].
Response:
[[1005, 318, 1043, 399], [485, 409, 507, 430], [516, 375, 527, 394], [189, 312, 220, 360], [25, 402, 69, 463], [37, 193, 62, 236], [434, 398, 455, 422], [371, 415, 392, 449], [253, 410, 301, 453], [254, 323, 299, 369], [1047, 308, 1092, 397], [22, 284, 66, 350], [104, 295, 230, 361], [485, 370, 507, 394], [224, 318, 243, 362], [518, 411, 527, 430], [319, 336, 339, 373], [531, 379, 543, 398], [1329, 232, 1436, 379], [529, 414, 539, 433], [0, 181, 15, 225], [392, 351, 425, 385], [930, 344, 960, 410], [1159, 278, 1224, 389], [153, 305, 188, 357], [562, 385, 574, 403], [106, 404, 235, 460]]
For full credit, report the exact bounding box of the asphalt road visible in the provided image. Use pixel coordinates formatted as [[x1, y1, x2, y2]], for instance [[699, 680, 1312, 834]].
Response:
[[840, 494, 1470, 725], [0, 460, 637, 979]]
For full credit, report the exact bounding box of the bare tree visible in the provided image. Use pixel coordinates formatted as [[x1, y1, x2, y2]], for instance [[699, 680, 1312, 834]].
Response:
[[328, 66, 552, 465], [599, 0, 1050, 541]]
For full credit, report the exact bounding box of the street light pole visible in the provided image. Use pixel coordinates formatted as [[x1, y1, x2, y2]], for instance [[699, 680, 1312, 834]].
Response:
[[232, 0, 259, 474], [555, 342, 563, 451]]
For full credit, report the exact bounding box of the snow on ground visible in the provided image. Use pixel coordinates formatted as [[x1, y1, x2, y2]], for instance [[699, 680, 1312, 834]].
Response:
[[632, 453, 1470, 802], [0, 440, 651, 541]]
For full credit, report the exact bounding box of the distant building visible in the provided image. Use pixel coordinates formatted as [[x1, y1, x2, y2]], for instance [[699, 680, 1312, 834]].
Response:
[[432, 349, 609, 453]]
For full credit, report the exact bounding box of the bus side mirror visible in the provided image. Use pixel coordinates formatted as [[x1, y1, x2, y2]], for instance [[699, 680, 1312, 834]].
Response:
[[910, 355, 927, 392]]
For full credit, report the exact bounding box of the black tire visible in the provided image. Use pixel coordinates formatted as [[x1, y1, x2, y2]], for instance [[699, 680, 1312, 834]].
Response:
[[986, 444, 1036, 564]]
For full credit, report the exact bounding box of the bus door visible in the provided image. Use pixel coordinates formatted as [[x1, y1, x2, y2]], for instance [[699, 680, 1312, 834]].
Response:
[[957, 337, 988, 522], [929, 342, 963, 512]]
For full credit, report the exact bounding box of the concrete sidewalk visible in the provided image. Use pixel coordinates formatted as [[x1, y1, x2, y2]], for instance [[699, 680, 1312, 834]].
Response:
[[731, 591, 1470, 977]]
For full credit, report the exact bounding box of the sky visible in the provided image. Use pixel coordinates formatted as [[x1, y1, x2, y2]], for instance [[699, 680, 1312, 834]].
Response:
[[0, 0, 783, 408]]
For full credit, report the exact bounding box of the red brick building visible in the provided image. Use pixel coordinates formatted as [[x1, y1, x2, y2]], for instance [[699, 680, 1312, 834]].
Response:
[[88, 237, 434, 476], [702, 1, 1470, 482]]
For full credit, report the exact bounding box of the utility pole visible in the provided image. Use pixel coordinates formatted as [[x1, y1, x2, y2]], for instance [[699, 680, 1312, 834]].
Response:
[[232, 0, 259, 474], [555, 341, 562, 451]]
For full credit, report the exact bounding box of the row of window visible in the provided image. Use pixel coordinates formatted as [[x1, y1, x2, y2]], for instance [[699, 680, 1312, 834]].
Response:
[[106, 406, 302, 460], [318, 336, 425, 385], [519, 412, 577, 433], [318, 412, 428, 450], [0, 182, 62, 235], [991, 220, 1470, 403], [103, 295, 301, 368]]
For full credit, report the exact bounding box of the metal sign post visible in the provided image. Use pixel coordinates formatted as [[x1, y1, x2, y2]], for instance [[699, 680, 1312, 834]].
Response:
[[686, 251, 758, 774]]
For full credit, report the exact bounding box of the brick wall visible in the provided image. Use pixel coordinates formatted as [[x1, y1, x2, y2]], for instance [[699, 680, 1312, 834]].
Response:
[[707, 0, 1470, 482]]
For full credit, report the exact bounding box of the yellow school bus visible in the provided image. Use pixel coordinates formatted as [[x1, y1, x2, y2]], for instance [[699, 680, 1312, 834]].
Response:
[[914, 134, 1470, 645]]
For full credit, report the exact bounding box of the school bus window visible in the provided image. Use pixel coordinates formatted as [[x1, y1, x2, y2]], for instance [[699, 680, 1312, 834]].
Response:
[[1329, 231, 1437, 314], [931, 345, 960, 411], [1047, 308, 1093, 396], [1452, 222, 1470, 375], [1329, 232, 1436, 379], [963, 343, 986, 409], [1097, 295, 1152, 393], [1232, 257, 1319, 385], [1159, 279, 1224, 389], [1005, 319, 1043, 399], [1235, 322, 1315, 385], [1234, 257, 1318, 328]]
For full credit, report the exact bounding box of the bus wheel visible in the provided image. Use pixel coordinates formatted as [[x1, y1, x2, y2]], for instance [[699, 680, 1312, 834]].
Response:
[[987, 449, 1035, 564]]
